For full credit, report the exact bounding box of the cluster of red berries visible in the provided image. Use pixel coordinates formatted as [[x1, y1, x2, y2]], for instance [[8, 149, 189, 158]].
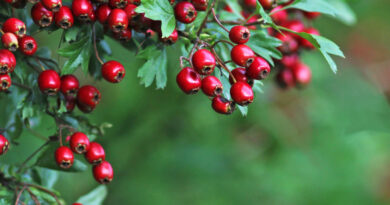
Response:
[[0, 18, 38, 92], [0, 134, 10, 156], [268, 1, 320, 89], [55, 132, 113, 184]]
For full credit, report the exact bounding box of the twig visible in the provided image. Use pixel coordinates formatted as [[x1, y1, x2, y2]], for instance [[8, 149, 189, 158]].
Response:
[[12, 82, 32, 92], [196, 0, 217, 36], [210, 40, 234, 50], [21, 183, 62, 205], [210, 48, 237, 83], [17, 140, 51, 174], [34, 58, 46, 71], [211, 8, 229, 32], [179, 56, 191, 68], [15, 185, 28, 205], [27, 188, 41, 205], [92, 24, 104, 65]]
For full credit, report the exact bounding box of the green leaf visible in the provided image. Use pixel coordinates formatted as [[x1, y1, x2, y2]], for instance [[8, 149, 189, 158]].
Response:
[[35, 144, 88, 172], [137, 46, 168, 89], [254, 2, 280, 31], [237, 105, 248, 117], [76, 185, 107, 205], [284, 0, 336, 16], [135, 0, 175, 38], [328, 0, 357, 26], [248, 30, 282, 66], [224, 0, 245, 20], [64, 26, 81, 42]]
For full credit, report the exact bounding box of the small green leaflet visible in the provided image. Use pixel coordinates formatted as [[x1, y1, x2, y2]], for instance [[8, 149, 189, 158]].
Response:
[[137, 46, 168, 89], [254, 2, 280, 32], [76, 185, 108, 205], [280, 27, 345, 73], [224, 0, 244, 20], [57, 37, 93, 75], [135, 0, 175, 38], [247, 30, 282, 66]]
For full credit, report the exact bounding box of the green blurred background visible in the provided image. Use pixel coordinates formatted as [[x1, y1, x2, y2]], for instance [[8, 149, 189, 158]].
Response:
[[6, 0, 390, 204]]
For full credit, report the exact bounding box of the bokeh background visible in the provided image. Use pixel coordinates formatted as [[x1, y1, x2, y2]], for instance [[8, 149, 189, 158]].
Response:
[[5, 0, 390, 204]]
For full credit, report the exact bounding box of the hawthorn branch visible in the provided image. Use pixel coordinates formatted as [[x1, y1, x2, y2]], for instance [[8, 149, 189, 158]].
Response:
[[21, 183, 62, 205], [16, 140, 51, 174], [92, 24, 104, 65], [210, 48, 236, 83], [15, 185, 28, 205], [12, 82, 32, 92], [211, 8, 229, 33], [27, 188, 41, 205]]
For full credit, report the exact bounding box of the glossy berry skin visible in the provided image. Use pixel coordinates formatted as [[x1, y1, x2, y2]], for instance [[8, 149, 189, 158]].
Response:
[[65, 95, 76, 112], [72, 203, 82, 205], [300, 28, 320, 49], [229, 26, 250, 44], [77, 101, 95, 113], [108, 9, 129, 33], [55, 6, 74, 29], [259, 0, 275, 10], [270, 6, 288, 24], [246, 57, 271, 80], [55, 146, 74, 169], [276, 69, 295, 89], [124, 4, 137, 20], [192, 49, 216, 75], [96, 4, 111, 24], [31, 2, 54, 27], [176, 67, 201, 94], [70, 132, 90, 154], [201, 76, 223, 97], [1, 33, 19, 52], [19, 36, 38, 56], [77, 85, 101, 107], [60, 74, 79, 95], [231, 44, 255, 67], [0, 74, 11, 92], [0, 49, 16, 74], [229, 68, 250, 84], [275, 33, 299, 54], [212, 96, 235, 115], [243, 0, 257, 8], [101, 61, 126, 83], [160, 29, 178, 45], [42, 0, 62, 12], [0, 135, 10, 155], [114, 28, 132, 42], [109, 0, 129, 9], [38, 70, 61, 95], [230, 82, 254, 106], [2, 18, 26, 38], [93, 161, 114, 184], [85, 142, 106, 164], [304, 11, 321, 19], [292, 62, 311, 87], [284, 20, 305, 34], [71, 0, 93, 22], [191, 0, 208, 11], [175, 2, 197, 24]]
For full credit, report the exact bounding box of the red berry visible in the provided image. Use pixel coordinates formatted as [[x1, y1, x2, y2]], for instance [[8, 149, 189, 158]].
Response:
[[19, 36, 38, 56], [42, 0, 62, 12], [224, 5, 233, 12], [259, 0, 275, 10], [229, 68, 251, 84], [71, 0, 93, 22], [38, 70, 61, 95], [55, 146, 74, 169], [229, 26, 250, 44], [191, 0, 208, 11], [231, 44, 255, 67], [54, 6, 74, 29], [93, 161, 114, 184], [0, 74, 12, 92], [0, 49, 16, 74], [0, 134, 10, 155], [243, 0, 257, 7], [174, 2, 197, 24], [304, 11, 321, 19], [246, 57, 271, 80], [284, 20, 305, 34], [69, 132, 90, 154], [212, 96, 235, 114], [114, 28, 132, 42], [300, 27, 320, 49], [101, 60, 126, 83], [85, 142, 105, 164], [176, 67, 201, 94], [2, 18, 26, 38], [72, 203, 82, 205], [76, 101, 95, 113], [270, 6, 288, 24], [276, 69, 295, 89], [108, 9, 129, 33], [201, 76, 223, 97], [292, 62, 311, 87], [160, 29, 178, 45], [275, 33, 299, 54], [77, 85, 101, 107], [128, 0, 140, 5], [65, 95, 76, 112], [96, 4, 111, 24], [230, 82, 254, 106], [279, 53, 299, 68], [123, 4, 137, 21], [109, 0, 129, 9], [1, 33, 19, 52], [244, 14, 258, 30], [31, 2, 54, 27], [60, 74, 79, 95], [192, 49, 216, 75]]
